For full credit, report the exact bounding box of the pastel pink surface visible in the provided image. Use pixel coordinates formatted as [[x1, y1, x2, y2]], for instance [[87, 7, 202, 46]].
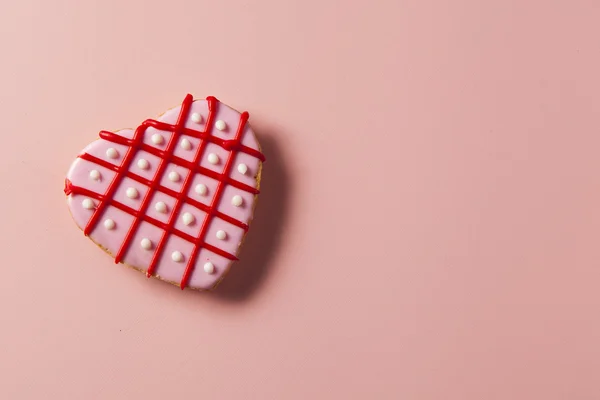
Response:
[[65, 98, 260, 289], [2, 1, 600, 399]]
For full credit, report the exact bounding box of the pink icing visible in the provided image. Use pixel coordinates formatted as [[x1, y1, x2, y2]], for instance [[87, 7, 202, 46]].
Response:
[[65, 96, 262, 290]]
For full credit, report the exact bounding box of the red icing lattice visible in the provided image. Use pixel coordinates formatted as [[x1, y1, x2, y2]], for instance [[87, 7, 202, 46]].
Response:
[[64, 94, 265, 289]]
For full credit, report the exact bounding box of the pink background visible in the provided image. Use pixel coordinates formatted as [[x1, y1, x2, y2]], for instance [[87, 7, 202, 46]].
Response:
[[1, 0, 599, 398]]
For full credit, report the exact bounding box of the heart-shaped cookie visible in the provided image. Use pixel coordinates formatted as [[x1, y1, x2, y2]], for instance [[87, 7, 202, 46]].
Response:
[[64, 94, 265, 290]]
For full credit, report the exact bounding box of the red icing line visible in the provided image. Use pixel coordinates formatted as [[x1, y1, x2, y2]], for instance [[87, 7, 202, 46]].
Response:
[[145, 96, 219, 279], [179, 111, 249, 289], [65, 94, 265, 288], [83, 121, 145, 236], [77, 153, 249, 231], [143, 120, 265, 162], [64, 180, 237, 261], [113, 94, 194, 264], [97, 132, 259, 195]]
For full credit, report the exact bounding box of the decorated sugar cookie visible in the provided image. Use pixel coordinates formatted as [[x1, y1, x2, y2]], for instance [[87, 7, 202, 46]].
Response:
[[64, 94, 265, 290]]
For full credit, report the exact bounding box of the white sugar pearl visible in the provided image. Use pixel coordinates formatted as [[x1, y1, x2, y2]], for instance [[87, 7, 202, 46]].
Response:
[[137, 159, 149, 170], [126, 187, 138, 199], [182, 212, 195, 225], [151, 133, 164, 145], [89, 170, 101, 181], [104, 219, 115, 230], [106, 148, 118, 159], [155, 201, 167, 213], [191, 113, 202, 123], [180, 138, 192, 150], [207, 153, 219, 164], [216, 230, 226, 240], [172, 251, 183, 262], [237, 163, 248, 175], [215, 120, 226, 131], [140, 238, 152, 250], [203, 262, 215, 274], [168, 171, 180, 182], [231, 195, 243, 207], [82, 198, 95, 209], [195, 183, 207, 196]]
